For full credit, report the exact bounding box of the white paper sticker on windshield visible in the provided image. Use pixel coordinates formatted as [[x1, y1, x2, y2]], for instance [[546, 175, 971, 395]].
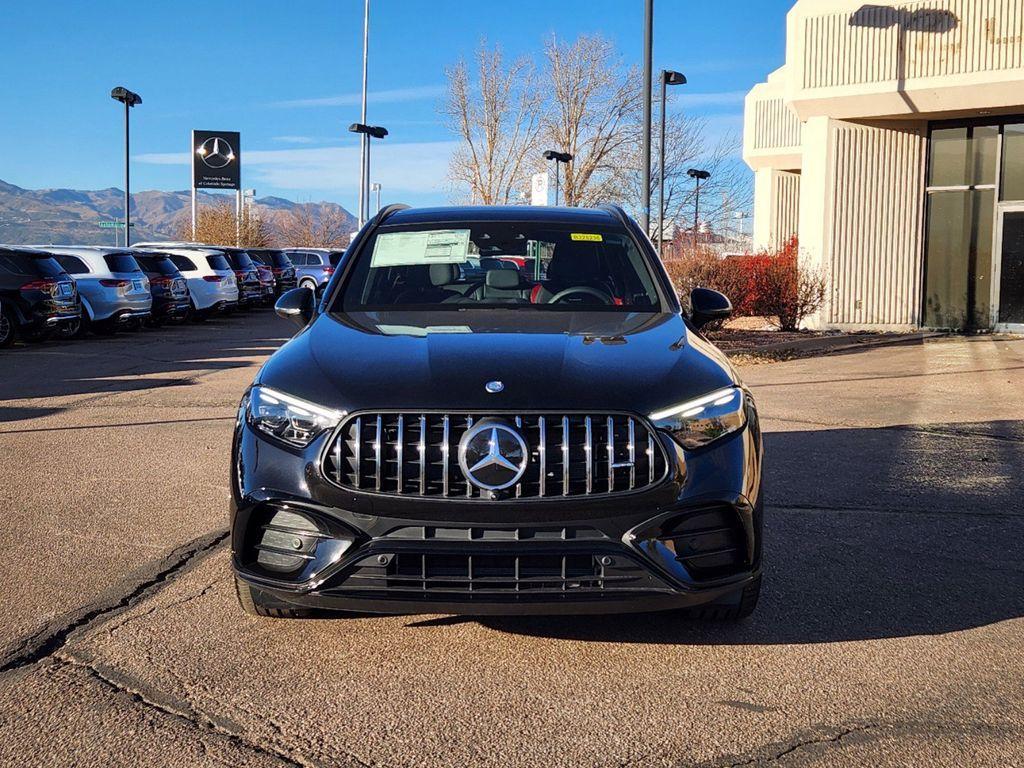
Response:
[[371, 229, 472, 268]]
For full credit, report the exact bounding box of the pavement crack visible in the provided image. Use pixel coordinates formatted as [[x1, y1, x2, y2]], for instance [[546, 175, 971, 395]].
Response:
[[54, 652, 316, 768], [692, 722, 878, 768], [0, 530, 228, 675]]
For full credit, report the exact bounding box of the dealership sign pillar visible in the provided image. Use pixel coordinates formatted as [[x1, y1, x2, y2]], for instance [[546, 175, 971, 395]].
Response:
[[191, 130, 241, 241]]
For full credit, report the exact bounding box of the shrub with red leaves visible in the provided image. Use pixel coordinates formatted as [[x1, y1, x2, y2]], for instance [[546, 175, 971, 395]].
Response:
[[662, 237, 826, 331]]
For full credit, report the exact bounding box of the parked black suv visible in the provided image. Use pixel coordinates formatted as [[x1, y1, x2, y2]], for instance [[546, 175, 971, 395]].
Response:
[[219, 248, 263, 307], [248, 249, 297, 295], [231, 206, 763, 620], [0, 247, 80, 347], [132, 251, 191, 322]]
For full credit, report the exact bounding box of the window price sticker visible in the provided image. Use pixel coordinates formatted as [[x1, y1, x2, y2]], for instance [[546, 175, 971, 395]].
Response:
[[571, 233, 604, 242], [371, 229, 472, 267]]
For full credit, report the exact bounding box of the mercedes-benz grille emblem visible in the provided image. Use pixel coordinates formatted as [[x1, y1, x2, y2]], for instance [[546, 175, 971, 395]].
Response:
[[458, 419, 528, 492], [196, 137, 236, 169]]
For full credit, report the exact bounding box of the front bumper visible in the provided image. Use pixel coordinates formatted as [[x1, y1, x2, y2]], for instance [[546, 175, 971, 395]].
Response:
[[230, 409, 763, 616]]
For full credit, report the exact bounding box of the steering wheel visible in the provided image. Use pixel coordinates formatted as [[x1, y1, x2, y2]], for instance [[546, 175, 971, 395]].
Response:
[[548, 286, 614, 305]]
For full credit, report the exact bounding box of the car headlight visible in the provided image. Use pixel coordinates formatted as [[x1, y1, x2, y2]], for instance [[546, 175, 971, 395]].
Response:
[[649, 387, 747, 450], [247, 386, 345, 448]]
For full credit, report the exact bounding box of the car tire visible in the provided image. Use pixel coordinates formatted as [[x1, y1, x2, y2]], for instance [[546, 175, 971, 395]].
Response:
[[55, 318, 82, 340], [234, 577, 313, 619], [299, 279, 317, 292], [682, 575, 761, 621], [0, 306, 17, 348]]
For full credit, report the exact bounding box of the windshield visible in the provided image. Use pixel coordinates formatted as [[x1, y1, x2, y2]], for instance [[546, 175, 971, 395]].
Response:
[[33, 257, 66, 278], [228, 251, 255, 270], [103, 253, 142, 273], [206, 254, 232, 271], [134, 254, 178, 275], [338, 222, 662, 312]]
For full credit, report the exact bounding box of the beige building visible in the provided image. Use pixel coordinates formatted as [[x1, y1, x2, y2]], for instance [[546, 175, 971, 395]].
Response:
[[744, 0, 1024, 331]]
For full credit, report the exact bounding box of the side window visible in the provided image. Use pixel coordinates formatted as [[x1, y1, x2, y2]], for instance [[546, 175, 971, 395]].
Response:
[[0, 256, 21, 274], [56, 255, 89, 274], [289, 253, 308, 266], [309, 254, 324, 266]]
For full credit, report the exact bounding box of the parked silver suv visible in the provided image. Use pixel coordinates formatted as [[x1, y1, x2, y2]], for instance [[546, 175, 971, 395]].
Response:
[[44, 247, 151, 333], [282, 248, 345, 291]]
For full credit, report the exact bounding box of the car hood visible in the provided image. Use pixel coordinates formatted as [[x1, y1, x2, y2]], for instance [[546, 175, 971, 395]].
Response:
[[258, 309, 739, 415]]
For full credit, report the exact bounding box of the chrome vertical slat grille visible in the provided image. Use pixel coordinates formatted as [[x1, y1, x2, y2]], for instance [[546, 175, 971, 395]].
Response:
[[325, 412, 669, 500]]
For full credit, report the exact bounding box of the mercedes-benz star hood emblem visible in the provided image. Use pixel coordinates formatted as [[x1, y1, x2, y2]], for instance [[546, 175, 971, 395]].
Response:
[[458, 419, 528, 492]]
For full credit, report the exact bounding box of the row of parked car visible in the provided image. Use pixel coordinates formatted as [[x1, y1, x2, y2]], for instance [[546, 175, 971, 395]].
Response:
[[0, 243, 347, 347]]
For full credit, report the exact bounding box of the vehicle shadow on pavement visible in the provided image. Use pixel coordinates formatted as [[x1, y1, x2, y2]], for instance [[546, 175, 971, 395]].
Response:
[[0, 310, 293, 401], [468, 421, 1024, 645]]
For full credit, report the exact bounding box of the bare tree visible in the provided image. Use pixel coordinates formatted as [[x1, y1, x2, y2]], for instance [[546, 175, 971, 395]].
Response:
[[443, 41, 543, 204], [542, 34, 641, 207], [611, 111, 751, 238], [175, 199, 272, 247], [273, 205, 352, 248], [441, 34, 752, 231]]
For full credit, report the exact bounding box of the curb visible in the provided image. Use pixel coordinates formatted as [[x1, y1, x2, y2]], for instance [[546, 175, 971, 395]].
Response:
[[724, 331, 950, 358]]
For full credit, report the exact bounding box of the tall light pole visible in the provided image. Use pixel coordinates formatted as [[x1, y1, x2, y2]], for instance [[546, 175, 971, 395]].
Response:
[[357, 0, 371, 228], [371, 182, 382, 212], [110, 87, 141, 246], [543, 150, 573, 206], [687, 168, 711, 254], [349, 124, 388, 217], [641, 0, 654, 234], [658, 70, 686, 258]]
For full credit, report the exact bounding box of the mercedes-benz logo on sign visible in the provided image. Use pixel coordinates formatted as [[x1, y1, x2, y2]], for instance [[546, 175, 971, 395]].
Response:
[[458, 419, 528, 492], [196, 136, 236, 169]]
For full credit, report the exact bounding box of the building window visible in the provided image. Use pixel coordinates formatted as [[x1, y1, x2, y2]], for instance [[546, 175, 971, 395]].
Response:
[[923, 125, 998, 329]]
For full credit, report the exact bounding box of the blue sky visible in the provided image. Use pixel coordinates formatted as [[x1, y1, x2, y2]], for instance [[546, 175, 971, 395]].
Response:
[[1, 0, 790, 212]]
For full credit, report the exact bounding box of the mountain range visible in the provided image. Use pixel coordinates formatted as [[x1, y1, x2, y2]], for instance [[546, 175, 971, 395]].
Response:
[[0, 179, 356, 245]]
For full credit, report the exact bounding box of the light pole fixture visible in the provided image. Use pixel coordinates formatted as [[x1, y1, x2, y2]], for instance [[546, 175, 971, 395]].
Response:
[[371, 182, 382, 213], [110, 86, 141, 246], [657, 69, 686, 257], [543, 150, 573, 206], [641, 0, 654, 234], [687, 169, 711, 253], [349, 123, 388, 223]]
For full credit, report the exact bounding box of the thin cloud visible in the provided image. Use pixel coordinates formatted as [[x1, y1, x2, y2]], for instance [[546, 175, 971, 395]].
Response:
[[272, 135, 316, 144], [674, 90, 748, 109], [270, 84, 446, 108], [135, 141, 458, 195]]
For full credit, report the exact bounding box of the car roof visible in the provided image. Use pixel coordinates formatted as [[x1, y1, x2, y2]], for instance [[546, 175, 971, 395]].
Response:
[[0, 245, 62, 258], [34, 246, 135, 258], [382, 205, 623, 227]]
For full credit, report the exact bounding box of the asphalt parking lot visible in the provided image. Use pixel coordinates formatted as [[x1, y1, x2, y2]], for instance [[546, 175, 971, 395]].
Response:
[[1, 312, 1022, 767]]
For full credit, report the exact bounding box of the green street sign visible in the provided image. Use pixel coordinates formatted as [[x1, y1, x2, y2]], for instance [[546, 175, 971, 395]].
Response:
[[97, 221, 133, 229]]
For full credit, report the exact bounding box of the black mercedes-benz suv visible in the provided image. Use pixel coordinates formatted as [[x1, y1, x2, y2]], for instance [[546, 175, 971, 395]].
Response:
[[231, 205, 763, 620]]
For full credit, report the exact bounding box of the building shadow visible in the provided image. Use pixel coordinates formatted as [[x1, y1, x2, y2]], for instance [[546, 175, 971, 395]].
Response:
[[850, 5, 959, 113], [464, 421, 1024, 644]]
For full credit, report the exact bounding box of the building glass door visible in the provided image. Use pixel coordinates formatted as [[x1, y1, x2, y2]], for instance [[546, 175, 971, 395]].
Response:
[[996, 207, 1024, 327]]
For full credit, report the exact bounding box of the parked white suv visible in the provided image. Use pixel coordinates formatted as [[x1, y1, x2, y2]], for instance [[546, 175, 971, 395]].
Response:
[[43, 247, 152, 333], [133, 243, 239, 317]]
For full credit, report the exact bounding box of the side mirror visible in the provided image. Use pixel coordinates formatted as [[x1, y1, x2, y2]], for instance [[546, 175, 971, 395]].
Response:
[[689, 287, 732, 330], [275, 286, 316, 328]]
